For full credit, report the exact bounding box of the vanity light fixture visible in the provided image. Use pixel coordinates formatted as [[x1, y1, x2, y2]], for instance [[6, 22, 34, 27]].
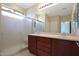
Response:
[[2, 6, 14, 12], [1, 11, 24, 20], [39, 3, 58, 10]]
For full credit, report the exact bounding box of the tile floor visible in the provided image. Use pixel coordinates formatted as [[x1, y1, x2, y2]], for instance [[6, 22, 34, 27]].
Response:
[[13, 48, 35, 56]]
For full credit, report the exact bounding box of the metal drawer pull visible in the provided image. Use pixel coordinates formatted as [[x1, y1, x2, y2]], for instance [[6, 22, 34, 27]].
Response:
[[76, 41, 79, 47]]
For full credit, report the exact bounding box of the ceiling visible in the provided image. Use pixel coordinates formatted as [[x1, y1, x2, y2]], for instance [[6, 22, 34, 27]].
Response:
[[16, 3, 36, 9], [40, 3, 74, 16], [16, 3, 74, 16]]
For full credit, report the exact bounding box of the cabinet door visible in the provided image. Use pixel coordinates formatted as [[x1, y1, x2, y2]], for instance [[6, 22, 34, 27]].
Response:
[[70, 41, 79, 56], [37, 37, 51, 56], [52, 39, 79, 56], [52, 39, 71, 56], [28, 35, 37, 54]]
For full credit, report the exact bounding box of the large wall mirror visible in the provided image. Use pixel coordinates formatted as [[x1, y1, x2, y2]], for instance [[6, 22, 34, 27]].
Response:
[[40, 3, 76, 34], [71, 3, 77, 33]]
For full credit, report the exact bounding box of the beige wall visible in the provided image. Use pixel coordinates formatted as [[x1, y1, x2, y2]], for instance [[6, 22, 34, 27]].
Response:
[[26, 3, 46, 21], [60, 15, 71, 22], [0, 3, 45, 54], [0, 4, 2, 53], [26, 4, 39, 19], [26, 4, 39, 33], [26, 4, 46, 33], [0, 3, 26, 55], [45, 14, 51, 32], [49, 16, 61, 33]]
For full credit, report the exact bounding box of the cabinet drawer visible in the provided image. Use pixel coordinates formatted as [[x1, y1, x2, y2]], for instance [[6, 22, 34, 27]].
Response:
[[37, 37, 50, 44], [37, 41, 51, 48], [28, 35, 36, 39], [37, 49, 51, 56], [37, 44, 51, 53]]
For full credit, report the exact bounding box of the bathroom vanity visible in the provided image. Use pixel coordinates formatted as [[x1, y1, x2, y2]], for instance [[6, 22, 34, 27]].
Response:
[[28, 33, 79, 56]]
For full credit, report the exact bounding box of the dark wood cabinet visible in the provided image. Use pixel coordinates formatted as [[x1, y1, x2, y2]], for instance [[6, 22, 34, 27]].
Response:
[[28, 35, 79, 56], [37, 37, 51, 56], [52, 39, 72, 56], [28, 35, 37, 55], [70, 41, 79, 55], [52, 39, 79, 56]]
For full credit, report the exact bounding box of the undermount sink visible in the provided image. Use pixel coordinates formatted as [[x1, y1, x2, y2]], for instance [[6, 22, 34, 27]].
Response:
[[54, 35, 62, 36], [54, 34, 67, 36]]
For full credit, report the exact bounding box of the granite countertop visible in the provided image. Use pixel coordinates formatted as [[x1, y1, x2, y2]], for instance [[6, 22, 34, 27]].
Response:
[[29, 33, 79, 41]]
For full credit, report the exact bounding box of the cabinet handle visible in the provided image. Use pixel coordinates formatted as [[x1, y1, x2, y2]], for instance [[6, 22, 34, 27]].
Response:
[[76, 41, 79, 47]]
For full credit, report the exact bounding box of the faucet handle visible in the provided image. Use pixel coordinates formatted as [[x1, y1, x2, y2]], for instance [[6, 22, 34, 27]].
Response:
[[76, 41, 79, 47]]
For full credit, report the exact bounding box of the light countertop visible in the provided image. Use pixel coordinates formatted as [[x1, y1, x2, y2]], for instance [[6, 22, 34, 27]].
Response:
[[29, 33, 79, 41]]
